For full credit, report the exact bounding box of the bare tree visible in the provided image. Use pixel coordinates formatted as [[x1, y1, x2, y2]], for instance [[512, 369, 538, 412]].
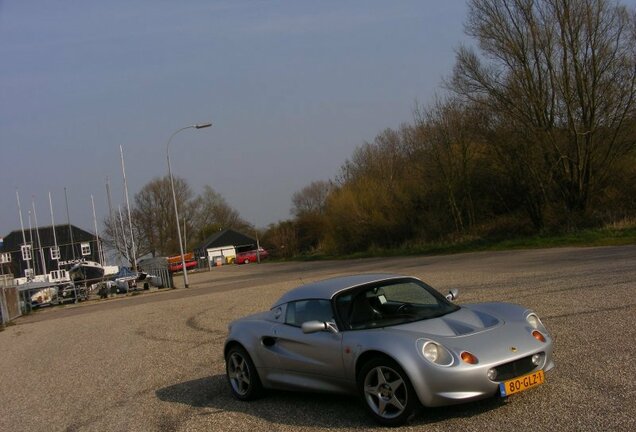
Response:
[[291, 181, 333, 216], [262, 220, 299, 258], [414, 98, 484, 232], [190, 185, 253, 243], [134, 176, 194, 256], [103, 209, 135, 267], [102, 175, 253, 262], [289, 181, 334, 252], [451, 0, 636, 226], [102, 176, 194, 260]]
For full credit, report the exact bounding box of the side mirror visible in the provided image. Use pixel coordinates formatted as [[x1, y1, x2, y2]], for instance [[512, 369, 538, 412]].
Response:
[[445, 288, 459, 301], [301, 320, 339, 334]]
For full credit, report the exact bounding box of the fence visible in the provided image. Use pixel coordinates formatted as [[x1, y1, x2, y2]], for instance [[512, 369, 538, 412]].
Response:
[[1, 285, 21, 325], [143, 267, 173, 289]]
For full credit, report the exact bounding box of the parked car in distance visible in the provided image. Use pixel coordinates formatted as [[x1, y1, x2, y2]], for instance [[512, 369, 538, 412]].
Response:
[[58, 283, 88, 303], [235, 248, 268, 264], [224, 274, 555, 426]]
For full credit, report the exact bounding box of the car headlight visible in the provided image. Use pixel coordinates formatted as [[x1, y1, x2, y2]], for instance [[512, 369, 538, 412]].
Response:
[[419, 340, 454, 366], [526, 313, 542, 329], [422, 342, 439, 362]]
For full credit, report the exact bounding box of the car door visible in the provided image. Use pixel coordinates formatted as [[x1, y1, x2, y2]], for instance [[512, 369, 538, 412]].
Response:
[[268, 299, 347, 389]]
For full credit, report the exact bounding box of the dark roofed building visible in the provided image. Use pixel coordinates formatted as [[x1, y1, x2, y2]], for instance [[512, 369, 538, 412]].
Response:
[[1, 225, 101, 278], [194, 229, 256, 260]]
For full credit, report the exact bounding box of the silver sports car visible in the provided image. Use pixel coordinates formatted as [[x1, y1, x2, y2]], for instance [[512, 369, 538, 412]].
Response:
[[224, 274, 555, 425]]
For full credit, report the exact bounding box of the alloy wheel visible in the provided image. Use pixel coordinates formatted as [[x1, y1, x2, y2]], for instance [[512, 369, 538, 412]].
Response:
[[363, 365, 408, 419], [227, 352, 251, 396]]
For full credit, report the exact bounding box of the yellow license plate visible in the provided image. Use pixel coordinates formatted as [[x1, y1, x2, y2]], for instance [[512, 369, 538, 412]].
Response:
[[499, 370, 544, 397]]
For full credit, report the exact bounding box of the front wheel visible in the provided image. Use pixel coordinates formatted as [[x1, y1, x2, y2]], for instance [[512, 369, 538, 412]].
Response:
[[225, 345, 263, 401], [358, 357, 418, 426]]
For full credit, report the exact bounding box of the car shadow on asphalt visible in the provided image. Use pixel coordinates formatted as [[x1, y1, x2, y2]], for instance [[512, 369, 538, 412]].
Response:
[[156, 375, 506, 428]]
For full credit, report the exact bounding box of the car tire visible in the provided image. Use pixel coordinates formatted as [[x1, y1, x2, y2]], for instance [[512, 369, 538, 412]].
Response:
[[358, 356, 418, 426], [244, 258, 250, 264], [225, 345, 263, 401]]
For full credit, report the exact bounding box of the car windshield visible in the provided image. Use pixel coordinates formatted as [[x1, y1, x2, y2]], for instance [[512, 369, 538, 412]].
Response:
[[335, 278, 459, 330]]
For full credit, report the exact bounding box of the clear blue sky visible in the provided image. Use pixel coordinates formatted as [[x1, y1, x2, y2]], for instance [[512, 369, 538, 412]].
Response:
[[1, 1, 469, 236]]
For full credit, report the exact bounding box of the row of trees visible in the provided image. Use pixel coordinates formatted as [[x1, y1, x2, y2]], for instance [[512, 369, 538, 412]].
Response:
[[263, 0, 636, 256], [103, 176, 251, 265]]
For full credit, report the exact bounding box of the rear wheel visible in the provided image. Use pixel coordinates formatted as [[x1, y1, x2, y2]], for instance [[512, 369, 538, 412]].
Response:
[[243, 258, 250, 264], [225, 345, 263, 400], [358, 357, 418, 426]]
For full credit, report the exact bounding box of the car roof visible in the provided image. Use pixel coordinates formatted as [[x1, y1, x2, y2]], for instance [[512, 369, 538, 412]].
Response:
[[272, 273, 410, 307]]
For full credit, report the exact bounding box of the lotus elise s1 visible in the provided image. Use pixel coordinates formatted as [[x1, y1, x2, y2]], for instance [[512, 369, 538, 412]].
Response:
[[224, 274, 554, 425]]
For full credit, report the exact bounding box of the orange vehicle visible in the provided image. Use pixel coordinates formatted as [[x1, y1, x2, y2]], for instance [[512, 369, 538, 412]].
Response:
[[167, 252, 197, 272]]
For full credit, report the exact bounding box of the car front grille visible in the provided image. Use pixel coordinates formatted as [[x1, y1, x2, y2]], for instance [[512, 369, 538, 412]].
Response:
[[494, 354, 540, 381]]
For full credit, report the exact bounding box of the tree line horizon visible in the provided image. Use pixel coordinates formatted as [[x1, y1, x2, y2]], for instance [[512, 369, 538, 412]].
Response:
[[105, 0, 636, 263]]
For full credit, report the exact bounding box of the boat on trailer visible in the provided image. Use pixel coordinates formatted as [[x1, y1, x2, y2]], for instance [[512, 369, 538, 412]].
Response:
[[68, 260, 105, 284]]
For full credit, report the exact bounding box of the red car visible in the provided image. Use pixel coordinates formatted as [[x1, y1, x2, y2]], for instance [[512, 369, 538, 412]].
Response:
[[235, 248, 268, 264]]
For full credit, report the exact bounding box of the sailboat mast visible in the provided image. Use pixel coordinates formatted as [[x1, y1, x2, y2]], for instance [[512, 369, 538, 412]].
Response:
[[31, 197, 47, 275], [106, 177, 122, 260], [91, 195, 104, 266], [15, 189, 32, 276], [49, 192, 60, 270], [27, 210, 36, 274], [120, 145, 137, 269], [64, 187, 76, 260], [118, 205, 130, 263]]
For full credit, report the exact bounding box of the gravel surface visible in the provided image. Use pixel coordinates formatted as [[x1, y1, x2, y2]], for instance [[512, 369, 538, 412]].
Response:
[[1, 245, 635, 431]]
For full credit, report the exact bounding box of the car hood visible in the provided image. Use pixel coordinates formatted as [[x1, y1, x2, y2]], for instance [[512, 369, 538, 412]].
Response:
[[392, 306, 502, 337]]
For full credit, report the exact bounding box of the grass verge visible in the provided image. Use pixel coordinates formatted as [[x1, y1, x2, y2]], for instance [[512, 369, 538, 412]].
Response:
[[290, 225, 636, 261], [410, 226, 636, 255]]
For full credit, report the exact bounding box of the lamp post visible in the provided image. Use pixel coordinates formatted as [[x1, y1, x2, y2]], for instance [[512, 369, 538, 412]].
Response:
[[166, 122, 212, 288]]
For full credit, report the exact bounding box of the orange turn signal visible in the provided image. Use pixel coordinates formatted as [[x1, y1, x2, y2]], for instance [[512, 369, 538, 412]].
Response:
[[532, 330, 546, 342], [460, 351, 478, 364]]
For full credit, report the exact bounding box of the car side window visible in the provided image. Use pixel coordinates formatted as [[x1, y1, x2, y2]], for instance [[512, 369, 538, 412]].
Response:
[[271, 306, 284, 321], [285, 299, 333, 327]]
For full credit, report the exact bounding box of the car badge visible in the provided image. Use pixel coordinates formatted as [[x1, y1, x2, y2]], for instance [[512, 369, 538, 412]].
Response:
[[510, 346, 517, 352]]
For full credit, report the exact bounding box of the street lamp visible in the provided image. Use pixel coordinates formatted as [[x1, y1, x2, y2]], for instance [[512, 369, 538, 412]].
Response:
[[166, 122, 212, 288]]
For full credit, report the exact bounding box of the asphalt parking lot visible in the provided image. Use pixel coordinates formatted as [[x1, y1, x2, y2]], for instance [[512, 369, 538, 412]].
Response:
[[1, 245, 635, 432]]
